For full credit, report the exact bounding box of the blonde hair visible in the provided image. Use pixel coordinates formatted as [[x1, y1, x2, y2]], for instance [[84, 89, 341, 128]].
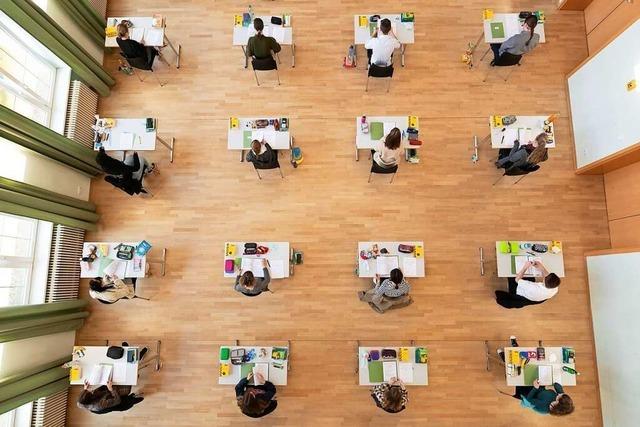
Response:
[[527, 133, 548, 165], [117, 23, 129, 38]]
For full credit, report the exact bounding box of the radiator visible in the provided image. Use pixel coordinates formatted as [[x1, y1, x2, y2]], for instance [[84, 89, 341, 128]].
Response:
[[45, 225, 85, 302], [64, 80, 99, 149], [30, 389, 68, 427]]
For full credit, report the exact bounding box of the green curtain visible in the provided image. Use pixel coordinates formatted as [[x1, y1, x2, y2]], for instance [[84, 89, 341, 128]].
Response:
[[3, 0, 114, 96], [0, 300, 89, 343], [57, 0, 106, 47], [0, 176, 99, 230], [0, 105, 102, 176]]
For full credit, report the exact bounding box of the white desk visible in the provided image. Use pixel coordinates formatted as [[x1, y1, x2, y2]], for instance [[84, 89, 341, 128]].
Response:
[[105, 16, 181, 68], [355, 116, 421, 161], [70, 346, 140, 386], [503, 346, 577, 386], [358, 346, 428, 386], [94, 118, 156, 151], [357, 241, 425, 278], [218, 346, 289, 385], [228, 117, 291, 162], [483, 13, 546, 44], [80, 242, 148, 279], [489, 116, 556, 148], [223, 242, 290, 279], [495, 241, 565, 278], [353, 14, 415, 66], [233, 14, 295, 67]]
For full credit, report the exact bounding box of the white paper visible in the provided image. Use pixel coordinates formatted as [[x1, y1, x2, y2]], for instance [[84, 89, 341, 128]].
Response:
[[241, 258, 265, 277], [272, 26, 285, 42], [89, 364, 113, 385], [104, 260, 127, 278], [402, 257, 417, 276], [518, 128, 533, 144], [118, 132, 134, 150], [112, 363, 127, 383], [538, 365, 553, 386], [143, 28, 164, 46], [398, 362, 413, 383], [252, 129, 276, 144], [501, 128, 518, 146], [515, 255, 542, 276], [383, 361, 398, 382], [132, 134, 145, 149], [269, 260, 285, 278], [376, 256, 399, 276], [130, 27, 145, 43], [253, 363, 269, 385], [552, 365, 563, 385], [383, 122, 397, 137]]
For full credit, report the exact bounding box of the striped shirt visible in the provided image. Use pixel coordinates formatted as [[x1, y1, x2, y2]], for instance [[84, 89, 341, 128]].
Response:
[[371, 383, 408, 413], [374, 278, 410, 298]]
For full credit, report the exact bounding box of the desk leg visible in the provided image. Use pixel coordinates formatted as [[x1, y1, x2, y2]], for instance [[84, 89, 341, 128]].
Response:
[[479, 247, 485, 276], [287, 340, 292, 371], [156, 135, 175, 163], [241, 46, 248, 68], [355, 340, 360, 374], [401, 44, 406, 67], [291, 43, 295, 68], [240, 149, 245, 162], [148, 248, 167, 276], [355, 145, 359, 161], [163, 34, 181, 69]]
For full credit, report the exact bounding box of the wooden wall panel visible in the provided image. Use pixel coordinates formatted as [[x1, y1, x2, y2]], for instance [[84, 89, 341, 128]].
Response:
[[585, 0, 624, 32], [585, 0, 640, 53], [609, 216, 640, 247], [604, 161, 640, 220], [559, 0, 595, 11]]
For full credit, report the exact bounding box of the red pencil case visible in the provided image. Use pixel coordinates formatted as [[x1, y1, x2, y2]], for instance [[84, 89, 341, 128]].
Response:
[[224, 259, 235, 274]]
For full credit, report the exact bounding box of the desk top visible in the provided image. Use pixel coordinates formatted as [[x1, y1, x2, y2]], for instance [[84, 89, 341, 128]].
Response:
[[80, 241, 147, 279], [70, 346, 140, 386], [495, 241, 565, 278], [358, 241, 425, 278], [218, 346, 289, 385], [105, 17, 165, 48], [503, 346, 577, 386], [223, 242, 290, 278], [233, 15, 293, 45], [355, 116, 420, 150], [358, 346, 428, 386], [354, 14, 415, 45], [94, 118, 157, 151], [228, 117, 291, 150], [483, 13, 546, 44], [489, 116, 555, 149]]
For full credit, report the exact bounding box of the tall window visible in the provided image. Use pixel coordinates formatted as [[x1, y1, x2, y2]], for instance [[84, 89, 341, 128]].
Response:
[[0, 213, 39, 307], [0, 21, 57, 126]]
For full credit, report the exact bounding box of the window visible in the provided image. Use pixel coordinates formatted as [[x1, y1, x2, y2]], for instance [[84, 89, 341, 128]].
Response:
[[0, 213, 39, 307]]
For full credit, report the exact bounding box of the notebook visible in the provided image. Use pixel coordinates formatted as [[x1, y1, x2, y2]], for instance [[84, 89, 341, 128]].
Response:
[[398, 362, 414, 383], [241, 258, 265, 277], [376, 256, 399, 276], [252, 363, 269, 385], [369, 122, 384, 141], [490, 22, 505, 39], [402, 257, 417, 276], [112, 363, 127, 384], [89, 364, 113, 385], [501, 128, 518, 146], [118, 132, 135, 150], [368, 361, 383, 383], [144, 28, 164, 46], [383, 361, 398, 382], [103, 260, 127, 278], [269, 260, 285, 278], [242, 130, 253, 148], [518, 128, 533, 144], [523, 364, 538, 386], [537, 365, 553, 386]]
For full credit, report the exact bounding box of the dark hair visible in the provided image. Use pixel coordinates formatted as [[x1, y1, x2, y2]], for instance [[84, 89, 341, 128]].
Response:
[[384, 128, 401, 150], [384, 386, 404, 412], [389, 268, 404, 286], [77, 390, 96, 406], [251, 140, 261, 155], [241, 271, 255, 288], [524, 15, 538, 46], [89, 278, 109, 292], [549, 394, 574, 416], [380, 19, 392, 34], [544, 273, 561, 289], [239, 389, 270, 415], [254, 18, 264, 33]]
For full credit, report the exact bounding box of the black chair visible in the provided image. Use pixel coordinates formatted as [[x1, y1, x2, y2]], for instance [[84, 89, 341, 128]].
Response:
[[493, 163, 540, 185], [120, 49, 165, 86], [483, 52, 523, 82], [251, 155, 284, 180], [251, 55, 280, 86], [368, 161, 398, 183], [366, 64, 394, 92]]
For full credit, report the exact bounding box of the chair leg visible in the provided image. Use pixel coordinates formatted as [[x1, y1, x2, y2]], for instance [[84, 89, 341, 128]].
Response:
[[479, 46, 491, 62], [255, 168, 262, 180], [513, 174, 527, 185], [253, 70, 260, 86], [389, 172, 396, 184], [492, 174, 505, 186], [150, 71, 166, 87], [276, 52, 281, 64], [386, 77, 391, 93], [368, 172, 373, 183], [276, 69, 281, 86], [365, 76, 370, 92], [134, 295, 150, 301], [503, 66, 517, 82], [278, 166, 284, 178], [132, 68, 144, 83]]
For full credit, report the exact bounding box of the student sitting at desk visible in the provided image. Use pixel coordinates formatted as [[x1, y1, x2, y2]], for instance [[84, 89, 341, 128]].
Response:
[[235, 259, 271, 296], [371, 377, 408, 413], [77, 377, 144, 414], [98, 150, 157, 196], [365, 18, 400, 66], [495, 259, 560, 309], [235, 372, 277, 418], [247, 18, 281, 60], [496, 132, 548, 170], [372, 128, 402, 168], [88, 275, 135, 304], [246, 140, 278, 168], [358, 268, 412, 313], [490, 15, 540, 64], [116, 23, 159, 65]]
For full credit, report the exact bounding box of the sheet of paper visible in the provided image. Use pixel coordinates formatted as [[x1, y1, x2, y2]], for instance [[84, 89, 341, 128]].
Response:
[[241, 258, 265, 277], [130, 27, 145, 43], [104, 260, 127, 278], [269, 260, 285, 278], [505, 18, 521, 39], [112, 363, 127, 383], [398, 362, 413, 383], [383, 361, 398, 382], [538, 365, 553, 386], [501, 128, 518, 146], [518, 128, 533, 144], [552, 365, 563, 385], [383, 122, 397, 137], [132, 134, 146, 149], [143, 28, 164, 46], [402, 257, 417, 276], [515, 255, 541, 276], [89, 364, 113, 385], [272, 26, 285, 42], [251, 129, 276, 144], [253, 363, 269, 385], [118, 132, 134, 150], [376, 256, 399, 276]]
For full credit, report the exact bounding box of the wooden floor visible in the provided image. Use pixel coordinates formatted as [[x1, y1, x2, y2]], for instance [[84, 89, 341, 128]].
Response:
[[68, 1, 610, 425]]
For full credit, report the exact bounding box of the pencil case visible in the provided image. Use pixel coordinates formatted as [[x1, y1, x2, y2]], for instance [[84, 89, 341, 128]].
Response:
[[224, 259, 235, 274]]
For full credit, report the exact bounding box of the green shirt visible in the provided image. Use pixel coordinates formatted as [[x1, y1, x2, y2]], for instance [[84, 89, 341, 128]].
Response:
[[247, 35, 281, 59]]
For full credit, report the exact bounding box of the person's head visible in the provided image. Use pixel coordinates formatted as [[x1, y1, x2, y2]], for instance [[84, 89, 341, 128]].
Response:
[[544, 273, 561, 289], [549, 394, 574, 416], [389, 268, 404, 286], [251, 140, 261, 155], [254, 18, 264, 34], [527, 133, 548, 165], [384, 128, 402, 150], [380, 19, 392, 35], [238, 388, 270, 415], [384, 385, 404, 412], [77, 389, 97, 407], [117, 23, 129, 39], [89, 278, 109, 293], [524, 15, 538, 45], [240, 271, 255, 289]]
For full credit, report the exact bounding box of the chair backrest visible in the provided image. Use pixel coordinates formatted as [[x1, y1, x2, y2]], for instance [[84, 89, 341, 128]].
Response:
[[495, 52, 522, 67], [120, 52, 152, 71], [251, 155, 281, 170], [522, 163, 540, 173], [97, 298, 116, 305], [371, 161, 398, 174], [368, 64, 394, 78], [252, 56, 278, 71], [504, 163, 539, 177]]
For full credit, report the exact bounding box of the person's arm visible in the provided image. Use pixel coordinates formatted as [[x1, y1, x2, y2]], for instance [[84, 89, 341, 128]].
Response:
[[374, 279, 390, 296], [526, 382, 542, 401], [234, 275, 244, 292], [553, 383, 564, 395], [522, 34, 539, 53], [246, 37, 254, 57], [235, 377, 249, 397], [98, 380, 121, 409], [261, 381, 277, 400], [270, 38, 281, 54], [498, 34, 519, 56], [515, 260, 532, 281], [260, 267, 271, 290]]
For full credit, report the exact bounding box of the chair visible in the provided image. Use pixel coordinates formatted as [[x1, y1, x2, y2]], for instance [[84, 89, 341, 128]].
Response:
[[252, 155, 284, 180], [493, 163, 540, 185], [251, 56, 280, 86], [368, 161, 398, 183], [483, 52, 523, 82], [366, 64, 394, 92], [120, 49, 166, 87]]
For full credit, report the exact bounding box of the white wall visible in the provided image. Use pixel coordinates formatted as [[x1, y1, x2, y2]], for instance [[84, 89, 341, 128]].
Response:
[[586, 252, 640, 427], [0, 331, 76, 378], [568, 19, 640, 169]]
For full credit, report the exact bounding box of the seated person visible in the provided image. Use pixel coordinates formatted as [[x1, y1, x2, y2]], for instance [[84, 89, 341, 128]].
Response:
[[101, 151, 156, 196], [372, 128, 403, 168], [88, 275, 135, 303], [247, 18, 281, 60], [365, 18, 400, 66], [495, 260, 561, 309], [234, 259, 271, 296], [490, 15, 540, 64], [246, 139, 278, 168], [235, 372, 277, 418], [496, 133, 548, 170], [370, 377, 408, 413], [358, 268, 412, 313], [96, 147, 134, 178], [116, 23, 158, 65], [497, 336, 574, 416]]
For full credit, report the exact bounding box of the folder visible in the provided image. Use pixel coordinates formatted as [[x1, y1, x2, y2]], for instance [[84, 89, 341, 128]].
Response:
[[368, 361, 384, 383], [369, 122, 384, 141], [490, 22, 505, 39]]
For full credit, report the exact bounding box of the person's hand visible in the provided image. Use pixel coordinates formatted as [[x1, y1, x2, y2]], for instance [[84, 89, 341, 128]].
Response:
[[523, 260, 533, 269], [247, 372, 253, 380], [533, 379, 540, 389], [532, 260, 542, 268], [262, 259, 268, 268], [372, 29, 378, 37], [83, 380, 90, 390], [255, 372, 265, 383], [106, 378, 113, 391], [375, 274, 380, 282]]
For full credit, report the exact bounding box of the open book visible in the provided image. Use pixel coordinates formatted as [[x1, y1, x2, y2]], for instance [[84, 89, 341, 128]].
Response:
[[383, 361, 397, 382], [241, 258, 265, 277], [376, 256, 399, 276], [252, 363, 269, 385], [89, 364, 113, 385]]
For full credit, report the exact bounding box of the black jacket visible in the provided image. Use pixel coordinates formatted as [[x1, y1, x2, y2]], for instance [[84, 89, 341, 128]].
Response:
[[235, 378, 278, 418]]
